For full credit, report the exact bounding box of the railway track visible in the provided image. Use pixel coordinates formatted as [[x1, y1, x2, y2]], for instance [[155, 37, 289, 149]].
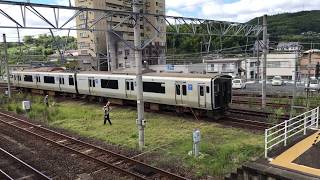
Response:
[[228, 108, 289, 121], [0, 147, 51, 180], [231, 99, 290, 108], [223, 117, 273, 131], [0, 111, 188, 180], [232, 92, 293, 99], [223, 108, 290, 131]]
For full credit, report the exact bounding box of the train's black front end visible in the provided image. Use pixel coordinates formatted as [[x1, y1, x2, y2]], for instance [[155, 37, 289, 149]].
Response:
[[212, 75, 232, 111]]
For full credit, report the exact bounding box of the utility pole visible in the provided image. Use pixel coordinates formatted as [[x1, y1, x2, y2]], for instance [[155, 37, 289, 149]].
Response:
[[133, 0, 145, 150], [306, 50, 312, 110], [256, 17, 260, 82], [95, 36, 100, 71], [16, 26, 23, 64], [290, 51, 299, 118], [244, 37, 248, 81], [3, 34, 11, 98], [262, 15, 267, 108]]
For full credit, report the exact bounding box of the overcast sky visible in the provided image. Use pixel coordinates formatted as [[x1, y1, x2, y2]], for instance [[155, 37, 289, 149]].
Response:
[[1, 0, 320, 41]]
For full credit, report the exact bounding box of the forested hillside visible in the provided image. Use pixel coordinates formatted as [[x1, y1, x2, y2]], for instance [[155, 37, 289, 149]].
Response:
[[3, 34, 76, 63], [167, 10, 320, 55], [249, 10, 320, 42]]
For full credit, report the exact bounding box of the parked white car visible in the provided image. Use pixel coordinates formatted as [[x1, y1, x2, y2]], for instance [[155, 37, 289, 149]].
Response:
[[271, 76, 284, 86], [232, 79, 246, 89], [305, 79, 320, 91]]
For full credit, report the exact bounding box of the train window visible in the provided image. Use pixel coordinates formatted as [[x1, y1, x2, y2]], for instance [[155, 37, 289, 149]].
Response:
[[176, 85, 180, 95], [24, 75, 33, 82], [14, 75, 16, 81], [200, 86, 204, 96], [143, 82, 165, 94], [44, 76, 55, 84], [206, 86, 210, 93], [69, 76, 74, 86], [101, 79, 118, 89], [126, 81, 130, 90], [92, 79, 95, 87], [36, 76, 40, 83], [130, 82, 134, 90], [182, 85, 187, 96]]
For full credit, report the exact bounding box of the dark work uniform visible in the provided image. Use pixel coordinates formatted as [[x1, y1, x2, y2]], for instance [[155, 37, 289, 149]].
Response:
[[104, 105, 112, 125]]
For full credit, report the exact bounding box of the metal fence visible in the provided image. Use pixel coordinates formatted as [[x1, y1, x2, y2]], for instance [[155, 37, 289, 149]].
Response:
[[265, 107, 319, 158]]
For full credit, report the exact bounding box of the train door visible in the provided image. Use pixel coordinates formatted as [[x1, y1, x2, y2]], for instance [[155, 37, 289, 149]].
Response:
[[13, 74, 18, 86], [175, 82, 187, 105], [198, 84, 206, 108], [88, 77, 96, 95], [125, 79, 135, 99], [58, 76, 65, 91], [214, 80, 222, 108], [18, 75, 21, 86], [35, 74, 41, 88]]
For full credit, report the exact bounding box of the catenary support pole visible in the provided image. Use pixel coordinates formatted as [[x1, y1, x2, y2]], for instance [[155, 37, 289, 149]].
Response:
[[133, 0, 145, 150], [307, 51, 312, 110], [3, 34, 11, 98], [256, 17, 260, 82], [16, 26, 23, 64], [290, 51, 299, 118], [262, 15, 267, 108]]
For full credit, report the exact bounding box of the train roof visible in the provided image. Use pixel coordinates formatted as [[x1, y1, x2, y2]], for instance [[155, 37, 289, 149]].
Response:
[[13, 68, 231, 79], [13, 67, 66, 72], [78, 71, 229, 79]]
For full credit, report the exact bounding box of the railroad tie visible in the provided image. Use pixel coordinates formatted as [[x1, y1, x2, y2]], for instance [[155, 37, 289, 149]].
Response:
[[312, 131, 320, 146]]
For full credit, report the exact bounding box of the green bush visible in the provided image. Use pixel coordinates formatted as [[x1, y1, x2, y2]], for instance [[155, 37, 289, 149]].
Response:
[[15, 105, 24, 114], [7, 104, 14, 111], [268, 108, 285, 123]]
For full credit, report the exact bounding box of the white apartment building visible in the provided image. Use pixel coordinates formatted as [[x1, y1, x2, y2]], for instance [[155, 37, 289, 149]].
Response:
[[242, 58, 259, 80], [265, 53, 297, 81], [203, 57, 245, 78], [75, 0, 166, 71]]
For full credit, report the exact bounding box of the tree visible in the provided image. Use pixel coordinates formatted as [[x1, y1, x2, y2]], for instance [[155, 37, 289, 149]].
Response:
[[23, 36, 35, 44]]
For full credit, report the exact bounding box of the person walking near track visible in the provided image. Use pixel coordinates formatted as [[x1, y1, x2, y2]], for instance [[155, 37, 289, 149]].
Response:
[[44, 95, 49, 107], [103, 101, 112, 125]]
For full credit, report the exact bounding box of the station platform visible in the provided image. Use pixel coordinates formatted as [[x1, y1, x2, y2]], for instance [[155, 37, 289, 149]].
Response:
[[270, 130, 320, 177]]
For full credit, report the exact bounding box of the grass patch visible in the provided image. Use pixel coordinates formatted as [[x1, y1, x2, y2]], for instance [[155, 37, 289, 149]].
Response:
[[1, 94, 264, 178]]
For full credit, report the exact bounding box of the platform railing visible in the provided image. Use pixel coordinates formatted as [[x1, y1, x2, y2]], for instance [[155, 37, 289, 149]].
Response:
[[265, 107, 319, 158]]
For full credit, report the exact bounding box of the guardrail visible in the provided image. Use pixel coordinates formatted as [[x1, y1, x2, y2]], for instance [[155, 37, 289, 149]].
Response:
[[265, 107, 319, 158]]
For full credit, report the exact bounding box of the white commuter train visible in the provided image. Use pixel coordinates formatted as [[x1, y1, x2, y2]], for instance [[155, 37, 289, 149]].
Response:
[[12, 69, 232, 116]]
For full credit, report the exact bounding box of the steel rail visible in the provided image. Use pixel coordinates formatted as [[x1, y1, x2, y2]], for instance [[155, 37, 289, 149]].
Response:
[[225, 117, 272, 130], [0, 113, 150, 179], [0, 169, 14, 180], [0, 111, 188, 180], [231, 99, 290, 107], [0, 147, 51, 180], [228, 108, 289, 121]]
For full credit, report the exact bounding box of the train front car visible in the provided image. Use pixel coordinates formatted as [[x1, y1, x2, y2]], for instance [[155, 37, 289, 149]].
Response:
[[210, 75, 232, 118]]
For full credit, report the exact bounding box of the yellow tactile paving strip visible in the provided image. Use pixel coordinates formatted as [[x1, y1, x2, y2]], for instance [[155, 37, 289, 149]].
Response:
[[270, 131, 320, 176]]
